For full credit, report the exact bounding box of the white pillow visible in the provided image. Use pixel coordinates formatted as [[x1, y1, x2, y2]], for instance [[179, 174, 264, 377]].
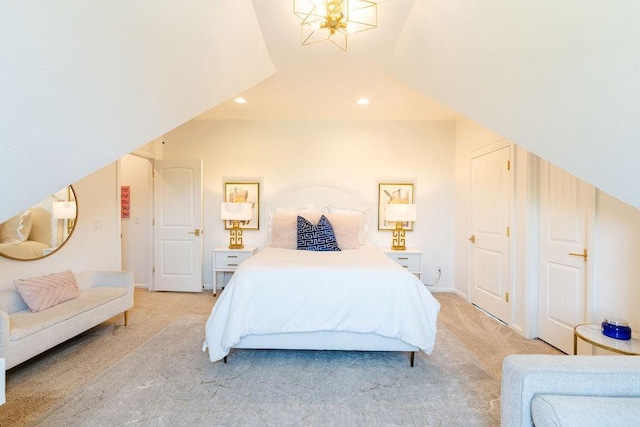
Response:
[[324, 213, 361, 250], [324, 205, 367, 244], [19, 210, 33, 241], [271, 211, 321, 249], [269, 204, 319, 247], [0, 210, 32, 244]]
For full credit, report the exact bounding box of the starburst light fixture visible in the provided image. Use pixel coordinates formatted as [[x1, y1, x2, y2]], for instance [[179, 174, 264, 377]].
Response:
[[294, 0, 377, 51]]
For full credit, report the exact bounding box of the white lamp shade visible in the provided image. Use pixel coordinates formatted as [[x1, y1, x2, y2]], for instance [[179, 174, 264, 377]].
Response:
[[221, 202, 253, 221], [384, 203, 417, 222], [53, 201, 77, 220]]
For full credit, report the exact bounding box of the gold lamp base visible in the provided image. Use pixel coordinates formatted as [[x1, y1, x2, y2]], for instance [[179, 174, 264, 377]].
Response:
[[391, 222, 407, 251], [228, 221, 244, 249], [67, 218, 75, 236]]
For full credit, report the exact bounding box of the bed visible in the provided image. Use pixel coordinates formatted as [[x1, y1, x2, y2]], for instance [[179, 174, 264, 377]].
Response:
[[203, 181, 441, 365]]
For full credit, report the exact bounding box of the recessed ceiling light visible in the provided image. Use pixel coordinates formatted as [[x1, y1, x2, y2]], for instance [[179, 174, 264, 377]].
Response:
[[357, 98, 370, 105], [233, 97, 247, 104]]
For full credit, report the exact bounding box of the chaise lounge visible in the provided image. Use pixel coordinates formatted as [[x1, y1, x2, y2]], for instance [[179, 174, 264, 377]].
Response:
[[0, 270, 134, 370]]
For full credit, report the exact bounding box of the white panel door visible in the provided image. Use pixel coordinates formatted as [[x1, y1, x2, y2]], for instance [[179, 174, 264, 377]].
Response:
[[538, 160, 593, 353], [153, 159, 203, 292], [469, 145, 511, 323]]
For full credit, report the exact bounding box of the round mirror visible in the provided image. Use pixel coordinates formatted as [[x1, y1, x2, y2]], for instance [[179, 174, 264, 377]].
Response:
[[0, 186, 77, 261]]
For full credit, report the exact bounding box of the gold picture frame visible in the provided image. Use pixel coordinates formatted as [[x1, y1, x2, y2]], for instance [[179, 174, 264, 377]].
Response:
[[224, 182, 260, 230], [378, 182, 414, 231]]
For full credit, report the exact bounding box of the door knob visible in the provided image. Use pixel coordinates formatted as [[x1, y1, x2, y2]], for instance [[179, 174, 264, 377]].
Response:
[[188, 229, 201, 236], [568, 248, 587, 261], [469, 235, 476, 243]]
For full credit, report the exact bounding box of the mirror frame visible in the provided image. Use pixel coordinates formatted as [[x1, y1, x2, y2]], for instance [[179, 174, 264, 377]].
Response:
[[0, 185, 78, 261]]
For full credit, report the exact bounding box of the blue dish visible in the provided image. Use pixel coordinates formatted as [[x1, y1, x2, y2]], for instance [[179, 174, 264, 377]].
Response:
[[601, 318, 632, 340]]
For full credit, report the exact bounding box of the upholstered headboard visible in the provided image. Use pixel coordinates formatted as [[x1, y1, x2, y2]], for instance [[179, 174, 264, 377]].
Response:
[[264, 180, 373, 247]]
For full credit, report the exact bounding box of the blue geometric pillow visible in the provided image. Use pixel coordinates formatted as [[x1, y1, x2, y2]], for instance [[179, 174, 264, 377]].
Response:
[[296, 215, 341, 252]]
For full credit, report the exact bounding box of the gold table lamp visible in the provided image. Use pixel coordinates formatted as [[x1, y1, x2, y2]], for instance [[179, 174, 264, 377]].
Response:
[[221, 202, 253, 249], [53, 201, 77, 238], [384, 204, 417, 251]]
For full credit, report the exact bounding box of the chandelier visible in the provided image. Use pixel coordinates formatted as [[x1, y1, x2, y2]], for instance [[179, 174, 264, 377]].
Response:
[[293, 0, 378, 51]]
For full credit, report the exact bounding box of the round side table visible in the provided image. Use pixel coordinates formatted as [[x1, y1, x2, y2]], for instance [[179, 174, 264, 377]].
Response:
[[574, 324, 640, 355]]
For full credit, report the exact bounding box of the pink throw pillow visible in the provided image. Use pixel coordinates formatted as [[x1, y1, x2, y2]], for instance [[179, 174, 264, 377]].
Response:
[[14, 270, 81, 313]]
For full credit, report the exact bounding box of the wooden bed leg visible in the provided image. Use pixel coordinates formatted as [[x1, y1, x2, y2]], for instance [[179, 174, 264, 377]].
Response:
[[124, 310, 129, 326], [223, 356, 227, 364], [410, 351, 415, 367]]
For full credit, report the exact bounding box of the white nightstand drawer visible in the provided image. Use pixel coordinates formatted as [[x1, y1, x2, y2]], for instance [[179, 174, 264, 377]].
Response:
[[212, 246, 259, 296], [382, 248, 423, 279], [215, 251, 253, 269], [386, 253, 421, 271]]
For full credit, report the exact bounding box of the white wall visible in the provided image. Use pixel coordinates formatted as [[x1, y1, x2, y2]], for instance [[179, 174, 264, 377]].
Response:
[[162, 119, 457, 291], [390, 0, 640, 210], [593, 192, 640, 332], [1, 0, 275, 222], [0, 163, 120, 289], [120, 155, 153, 286]]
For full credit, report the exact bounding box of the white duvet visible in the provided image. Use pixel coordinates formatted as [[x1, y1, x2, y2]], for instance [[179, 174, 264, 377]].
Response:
[[203, 245, 441, 362]]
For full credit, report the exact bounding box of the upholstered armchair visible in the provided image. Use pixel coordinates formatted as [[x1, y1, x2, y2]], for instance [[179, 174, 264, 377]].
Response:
[[501, 354, 640, 426]]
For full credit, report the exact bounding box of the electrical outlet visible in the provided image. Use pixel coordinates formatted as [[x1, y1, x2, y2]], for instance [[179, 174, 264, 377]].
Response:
[[93, 220, 102, 231]]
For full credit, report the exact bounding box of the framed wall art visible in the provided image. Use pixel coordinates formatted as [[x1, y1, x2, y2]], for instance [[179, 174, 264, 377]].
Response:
[[224, 182, 260, 230], [120, 186, 130, 219], [378, 182, 414, 231]]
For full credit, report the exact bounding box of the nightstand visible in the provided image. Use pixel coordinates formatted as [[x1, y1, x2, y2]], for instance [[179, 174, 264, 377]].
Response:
[[383, 248, 423, 280], [212, 246, 258, 296]]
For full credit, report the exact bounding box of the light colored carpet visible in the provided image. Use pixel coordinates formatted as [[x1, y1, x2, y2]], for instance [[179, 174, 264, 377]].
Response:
[[31, 315, 501, 426], [0, 290, 560, 426]]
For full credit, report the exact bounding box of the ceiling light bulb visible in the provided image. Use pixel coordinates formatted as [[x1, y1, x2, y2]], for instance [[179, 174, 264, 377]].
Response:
[[233, 97, 247, 104], [357, 98, 370, 105]]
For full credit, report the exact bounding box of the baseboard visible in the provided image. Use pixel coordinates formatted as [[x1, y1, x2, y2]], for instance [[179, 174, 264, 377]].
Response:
[[139, 284, 214, 292], [452, 288, 468, 300], [426, 286, 455, 293]]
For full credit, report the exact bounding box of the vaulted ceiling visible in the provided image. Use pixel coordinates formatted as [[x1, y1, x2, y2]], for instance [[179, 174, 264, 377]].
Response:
[[206, 0, 640, 210], [199, 0, 458, 120], [2, 0, 640, 221]]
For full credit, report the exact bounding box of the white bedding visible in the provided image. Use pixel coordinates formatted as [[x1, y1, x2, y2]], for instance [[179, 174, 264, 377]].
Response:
[[203, 245, 441, 362]]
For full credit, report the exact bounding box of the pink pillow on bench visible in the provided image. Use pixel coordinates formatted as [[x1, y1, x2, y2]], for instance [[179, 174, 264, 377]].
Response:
[[14, 270, 81, 313]]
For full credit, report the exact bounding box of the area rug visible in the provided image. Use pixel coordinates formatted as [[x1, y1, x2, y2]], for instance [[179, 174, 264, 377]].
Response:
[[31, 315, 500, 426]]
